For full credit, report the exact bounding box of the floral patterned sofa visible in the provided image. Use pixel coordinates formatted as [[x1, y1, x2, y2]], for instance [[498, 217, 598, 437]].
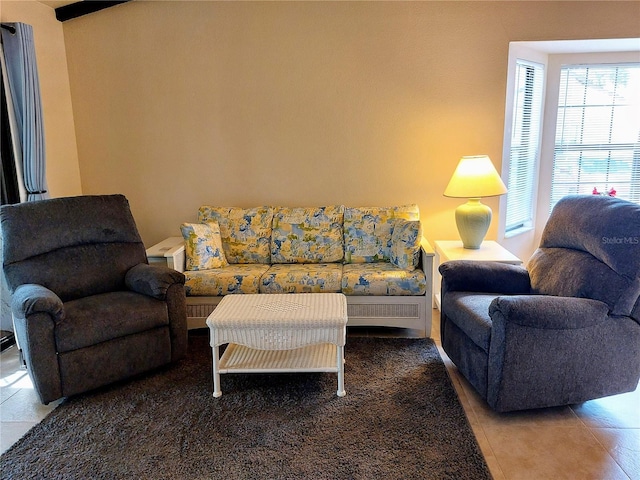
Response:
[[159, 204, 434, 336]]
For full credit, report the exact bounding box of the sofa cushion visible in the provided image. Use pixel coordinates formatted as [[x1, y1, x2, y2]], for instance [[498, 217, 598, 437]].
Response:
[[342, 263, 426, 296], [344, 205, 420, 263], [270, 206, 344, 264], [180, 222, 227, 271], [390, 219, 422, 271], [259, 264, 343, 293], [57, 291, 169, 353], [184, 264, 270, 296], [198, 206, 273, 264]]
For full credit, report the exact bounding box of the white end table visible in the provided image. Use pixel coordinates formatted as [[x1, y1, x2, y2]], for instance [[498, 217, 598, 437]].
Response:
[[145, 236, 185, 271], [433, 240, 522, 310]]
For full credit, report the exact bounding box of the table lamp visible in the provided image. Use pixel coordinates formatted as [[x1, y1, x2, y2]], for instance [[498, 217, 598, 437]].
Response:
[[443, 155, 507, 249]]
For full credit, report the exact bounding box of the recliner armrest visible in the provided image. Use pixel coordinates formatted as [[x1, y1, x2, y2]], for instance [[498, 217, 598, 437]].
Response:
[[485, 294, 632, 412], [125, 263, 185, 300], [439, 260, 531, 294], [489, 295, 610, 329], [12, 284, 64, 323]]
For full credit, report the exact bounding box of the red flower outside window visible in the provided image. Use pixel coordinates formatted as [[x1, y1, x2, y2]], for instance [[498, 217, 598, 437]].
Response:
[[592, 187, 616, 197]]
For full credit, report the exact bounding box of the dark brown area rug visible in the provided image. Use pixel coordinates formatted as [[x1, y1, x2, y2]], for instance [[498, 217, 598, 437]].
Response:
[[1, 331, 492, 479]]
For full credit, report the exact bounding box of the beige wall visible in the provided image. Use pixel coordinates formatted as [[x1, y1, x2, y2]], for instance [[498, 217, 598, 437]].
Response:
[[57, 1, 640, 250], [1, 0, 82, 198]]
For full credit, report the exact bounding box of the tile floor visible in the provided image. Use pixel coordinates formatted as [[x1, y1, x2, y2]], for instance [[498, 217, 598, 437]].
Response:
[[1, 309, 638, 479]]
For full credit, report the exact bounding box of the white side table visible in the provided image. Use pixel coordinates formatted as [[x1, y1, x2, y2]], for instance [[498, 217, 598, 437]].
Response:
[[433, 240, 522, 310], [146, 236, 185, 271]]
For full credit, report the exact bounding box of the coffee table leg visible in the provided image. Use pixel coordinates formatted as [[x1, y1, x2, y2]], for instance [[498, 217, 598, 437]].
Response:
[[212, 345, 222, 398], [336, 344, 346, 397]]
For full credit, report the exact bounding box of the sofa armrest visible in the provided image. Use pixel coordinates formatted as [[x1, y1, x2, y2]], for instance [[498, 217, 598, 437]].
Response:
[[420, 239, 435, 309], [419, 237, 434, 274], [11, 284, 64, 323], [420, 237, 434, 257], [125, 263, 185, 300], [440, 260, 531, 295], [172, 244, 186, 273]]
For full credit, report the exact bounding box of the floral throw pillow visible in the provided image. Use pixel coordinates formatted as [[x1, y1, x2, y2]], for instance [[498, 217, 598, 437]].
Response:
[[390, 219, 422, 271], [180, 221, 228, 271]]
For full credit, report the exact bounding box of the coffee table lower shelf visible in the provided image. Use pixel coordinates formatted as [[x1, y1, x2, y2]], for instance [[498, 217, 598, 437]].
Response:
[[215, 343, 345, 397]]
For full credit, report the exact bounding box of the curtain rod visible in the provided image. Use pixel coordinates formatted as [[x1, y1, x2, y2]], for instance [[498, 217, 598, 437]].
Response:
[[1, 24, 16, 34]]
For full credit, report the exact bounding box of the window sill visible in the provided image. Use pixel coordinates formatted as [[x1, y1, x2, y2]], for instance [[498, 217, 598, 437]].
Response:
[[504, 225, 533, 239]]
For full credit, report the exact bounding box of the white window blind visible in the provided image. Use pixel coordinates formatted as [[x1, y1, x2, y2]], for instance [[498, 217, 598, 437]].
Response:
[[550, 63, 640, 210], [505, 60, 545, 233]]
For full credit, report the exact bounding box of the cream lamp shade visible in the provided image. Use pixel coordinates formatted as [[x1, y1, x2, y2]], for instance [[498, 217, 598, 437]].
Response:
[[444, 155, 507, 249]]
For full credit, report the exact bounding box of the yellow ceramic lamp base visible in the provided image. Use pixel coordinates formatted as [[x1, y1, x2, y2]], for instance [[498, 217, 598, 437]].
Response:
[[455, 198, 492, 249]]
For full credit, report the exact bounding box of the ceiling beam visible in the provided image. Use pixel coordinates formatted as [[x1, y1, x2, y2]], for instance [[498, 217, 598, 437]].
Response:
[[55, 1, 132, 22]]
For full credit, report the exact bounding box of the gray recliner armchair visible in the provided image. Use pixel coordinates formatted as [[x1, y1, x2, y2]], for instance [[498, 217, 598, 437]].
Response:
[[439, 195, 640, 412], [1, 194, 188, 404]]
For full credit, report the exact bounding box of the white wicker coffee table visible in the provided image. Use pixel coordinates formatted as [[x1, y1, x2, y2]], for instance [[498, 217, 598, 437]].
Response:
[[206, 293, 348, 398]]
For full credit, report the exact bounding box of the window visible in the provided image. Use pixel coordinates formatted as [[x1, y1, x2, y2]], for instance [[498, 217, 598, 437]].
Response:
[[504, 60, 545, 234], [550, 63, 640, 210], [499, 42, 640, 260]]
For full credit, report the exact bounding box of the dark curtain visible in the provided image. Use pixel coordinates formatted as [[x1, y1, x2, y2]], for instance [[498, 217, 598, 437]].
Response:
[[1, 68, 19, 205]]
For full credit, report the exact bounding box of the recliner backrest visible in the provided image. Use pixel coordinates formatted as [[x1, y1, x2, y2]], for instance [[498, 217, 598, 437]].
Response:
[[1, 195, 147, 302], [528, 195, 640, 319]]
